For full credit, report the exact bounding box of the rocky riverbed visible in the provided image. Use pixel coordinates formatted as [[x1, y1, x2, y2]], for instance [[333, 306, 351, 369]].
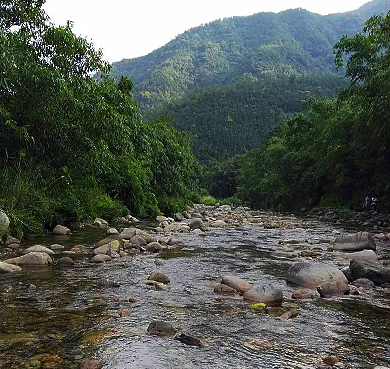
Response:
[[0, 205, 390, 369]]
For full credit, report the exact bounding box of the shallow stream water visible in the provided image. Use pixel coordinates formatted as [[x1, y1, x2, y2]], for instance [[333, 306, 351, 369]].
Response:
[[1, 212, 389, 368]]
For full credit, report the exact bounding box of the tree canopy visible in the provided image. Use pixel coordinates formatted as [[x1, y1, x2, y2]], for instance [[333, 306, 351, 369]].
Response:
[[0, 0, 199, 235]]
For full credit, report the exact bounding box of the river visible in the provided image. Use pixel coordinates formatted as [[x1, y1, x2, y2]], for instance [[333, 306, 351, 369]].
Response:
[[0, 206, 389, 368]]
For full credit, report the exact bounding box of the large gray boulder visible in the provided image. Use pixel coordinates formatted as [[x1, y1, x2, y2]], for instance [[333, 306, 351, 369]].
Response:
[[130, 235, 147, 247], [145, 241, 165, 253], [90, 254, 112, 263], [189, 218, 207, 231], [95, 235, 122, 248], [332, 231, 376, 252], [286, 262, 348, 289], [339, 249, 379, 262], [52, 225, 71, 235], [24, 245, 55, 255], [93, 240, 120, 255], [221, 276, 252, 294], [0, 261, 22, 273], [4, 252, 52, 266], [119, 227, 137, 239], [135, 229, 157, 244], [349, 259, 390, 285], [243, 285, 283, 305], [317, 280, 350, 297], [0, 210, 10, 230]]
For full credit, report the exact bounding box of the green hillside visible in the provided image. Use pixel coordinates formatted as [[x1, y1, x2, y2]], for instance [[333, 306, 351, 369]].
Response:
[[157, 73, 345, 163], [112, 0, 390, 115]]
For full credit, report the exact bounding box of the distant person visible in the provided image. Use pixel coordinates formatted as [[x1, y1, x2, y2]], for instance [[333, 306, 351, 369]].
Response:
[[371, 196, 379, 212], [363, 195, 371, 210]]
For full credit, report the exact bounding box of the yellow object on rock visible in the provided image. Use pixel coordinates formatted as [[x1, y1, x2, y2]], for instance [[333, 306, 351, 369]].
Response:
[[251, 303, 266, 310]]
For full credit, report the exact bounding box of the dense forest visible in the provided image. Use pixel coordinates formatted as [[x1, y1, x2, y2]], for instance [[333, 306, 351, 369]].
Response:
[[155, 73, 345, 162], [112, 0, 390, 162], [0, 0, 199, 236], [207, 9, 390, 212]]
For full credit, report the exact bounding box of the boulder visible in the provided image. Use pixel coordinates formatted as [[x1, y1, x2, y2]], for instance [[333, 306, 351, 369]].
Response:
[[221, 276, 252, 294], [6, 236, 20, 245], [135, 229, 157, 244], [332, 231, 376, 252], [168, 237, 184, 246], [214, 284, 238, 295], [286, 262, 348, 289], [69, 245, 88, 254], [291, 290, 315, 299], [147, 320, 177, 337], [317, 280, 349, 297], [52, 225, 71, 235], [130, 235, 147, 247], [93, 245, 110, 255], [279, 308, 299, 319], [24, 245, 55, 255], [189, 218, 206, 231], [145, 241, 165, 253], [174, 213, 184, 221], [154, 258, 165, 265], [0, 210, 10, 230], [106, 227, 119, 235], [129, 216, 139, 223], [119, 227, 137, 239], [95, 235, 122, 248], [144, 280, 170, 291], [174, 333, 207, 347], [349, 259, 390, 285], [243, 285, 283, 305], [49, 243, 65, 250], [148, 272, 170, 284], [93, 240, 120, 255], [351, 278, 375, 289], [0, 261, 22, 273], [210, 220, 227, 228], [4, 252, 52, 266], [107, 249, 120, 258], [339, 249, 379, 262], [57, 257, 75, 266], [90, 254, 112, 263]]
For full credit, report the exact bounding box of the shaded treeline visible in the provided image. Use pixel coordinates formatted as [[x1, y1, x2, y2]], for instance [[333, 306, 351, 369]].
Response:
[[204, 11, 390, 211]]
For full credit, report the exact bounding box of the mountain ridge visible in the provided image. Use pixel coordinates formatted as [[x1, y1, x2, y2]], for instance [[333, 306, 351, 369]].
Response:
[[110, 0, 390, 162]]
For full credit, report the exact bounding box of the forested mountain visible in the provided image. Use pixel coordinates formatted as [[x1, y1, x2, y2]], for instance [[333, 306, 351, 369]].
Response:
[[110, 0, 390, 162], [112, 0, 389, 113]]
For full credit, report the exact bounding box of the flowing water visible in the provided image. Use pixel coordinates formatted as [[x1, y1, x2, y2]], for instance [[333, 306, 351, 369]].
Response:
[[1, 211, 390, 369]]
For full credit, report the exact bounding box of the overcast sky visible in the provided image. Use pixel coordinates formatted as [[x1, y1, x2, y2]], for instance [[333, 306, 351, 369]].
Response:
[[43, 0, 370, 63]]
